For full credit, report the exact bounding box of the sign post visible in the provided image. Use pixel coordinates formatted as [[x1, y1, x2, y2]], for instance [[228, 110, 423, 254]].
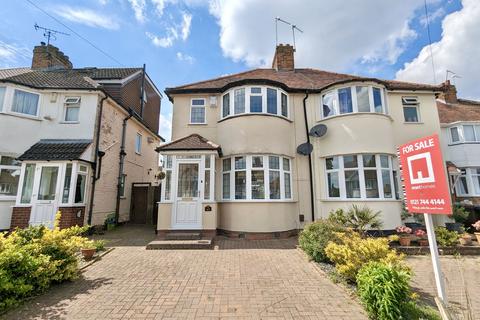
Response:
[[398, 134, 451, 303]]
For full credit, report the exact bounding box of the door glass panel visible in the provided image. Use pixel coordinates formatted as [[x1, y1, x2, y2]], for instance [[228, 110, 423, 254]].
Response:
[[177, 163, 198, 198], [38, 167, 59, 200]]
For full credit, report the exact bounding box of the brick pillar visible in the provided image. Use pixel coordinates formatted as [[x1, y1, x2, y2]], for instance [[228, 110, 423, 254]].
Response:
[[57, 207, 85, 229], [10, 207, 32, 230]]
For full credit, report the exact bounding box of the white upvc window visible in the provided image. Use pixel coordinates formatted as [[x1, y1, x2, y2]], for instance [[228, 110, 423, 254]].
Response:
[[0, 87, 6, 112], [402, 96, 420, 123], [321, 85, 387, 119], [221, 86, 289, 119], [0, 155, 21, 200], [11, 89, 40, 117], [454, 168, 480, 196], [63, 96, 81, 122], [325, 154, 395, 200], [135, 133, 142, 154], [449, 124, 480, 144], [221, 154, 293, 201], [163, 155, 173, 201], [190, 98, 206, 124]]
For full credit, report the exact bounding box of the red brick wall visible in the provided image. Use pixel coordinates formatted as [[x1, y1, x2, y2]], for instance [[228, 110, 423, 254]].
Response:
[[10, 207, 32, 230], [58, 207, 85, 229]]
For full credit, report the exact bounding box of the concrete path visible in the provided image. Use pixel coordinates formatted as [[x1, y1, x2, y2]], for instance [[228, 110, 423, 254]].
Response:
[[4, 227, 366, 320]]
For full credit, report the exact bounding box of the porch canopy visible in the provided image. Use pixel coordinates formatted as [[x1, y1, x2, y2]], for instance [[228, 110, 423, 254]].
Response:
[[18, 139, 93, 162], [155, 134, 222, 155]]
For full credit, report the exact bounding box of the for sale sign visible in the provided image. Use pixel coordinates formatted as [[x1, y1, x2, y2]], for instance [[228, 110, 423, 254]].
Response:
[[398, 134, 452, 214]]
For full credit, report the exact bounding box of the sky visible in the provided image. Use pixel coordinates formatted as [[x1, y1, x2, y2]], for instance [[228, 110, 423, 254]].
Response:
[[0, 0, 477, 141]]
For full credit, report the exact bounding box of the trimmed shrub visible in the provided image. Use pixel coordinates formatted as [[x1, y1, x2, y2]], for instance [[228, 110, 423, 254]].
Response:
[[434, 227, 459, 247], [356, 262, 411, 320], [325, 232, 405, 282], [299, 219, 345, 263], [0, 212, 93, 312]]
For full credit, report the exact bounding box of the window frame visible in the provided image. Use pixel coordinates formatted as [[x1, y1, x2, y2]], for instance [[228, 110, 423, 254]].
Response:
[[448, 123, 480, 144], [454, 167, 480, 196], [135, 133, 142, 154], [10, 88, 41, 118], [320, 84, 387, 120], [402, 96, 421, 123], [63, 96, 81, 123], [221, 154, 293, 202], [221, 85, 289, 120], [0, 154, 21, 200], [189, 98, 206, 124], [325, 154, 395, 201]]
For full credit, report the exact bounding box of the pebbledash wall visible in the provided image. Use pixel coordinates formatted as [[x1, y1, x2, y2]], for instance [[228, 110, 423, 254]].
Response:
[[162, 84, 446, 234]]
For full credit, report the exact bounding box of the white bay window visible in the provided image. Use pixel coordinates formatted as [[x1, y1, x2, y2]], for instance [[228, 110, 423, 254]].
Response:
[[454, 168, 480, 196], [325, 154, 395, 200], [222, 155, 292, 201]]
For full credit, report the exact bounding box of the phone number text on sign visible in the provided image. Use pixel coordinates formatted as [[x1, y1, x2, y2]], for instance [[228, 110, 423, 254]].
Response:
[[409, 199, 445, 206]]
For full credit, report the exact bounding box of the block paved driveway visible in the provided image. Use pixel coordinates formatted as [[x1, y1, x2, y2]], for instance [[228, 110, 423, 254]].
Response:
[[4, 226, 366, 320]]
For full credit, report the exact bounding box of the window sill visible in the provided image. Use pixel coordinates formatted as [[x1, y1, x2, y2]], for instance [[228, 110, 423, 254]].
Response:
[[59, 121, 80, 124], [218, 113, 292, 123], [318, 112, 392, 123], [0, 111, 41, 121], [0, 196, 16, 201], [321, 198, 402, 202], [188, 122, 208, 125], [448, 142, 480, 146], [403, 122, 424, 124]]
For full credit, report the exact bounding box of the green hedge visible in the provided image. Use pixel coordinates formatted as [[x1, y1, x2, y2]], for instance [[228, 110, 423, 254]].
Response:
[[298, 219, 345, 263]]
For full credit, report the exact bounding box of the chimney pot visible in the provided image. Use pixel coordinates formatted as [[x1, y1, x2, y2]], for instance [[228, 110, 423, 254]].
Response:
[[272, 44, 294, 71]]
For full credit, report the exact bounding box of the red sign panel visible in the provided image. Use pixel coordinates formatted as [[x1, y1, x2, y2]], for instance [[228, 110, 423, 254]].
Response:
[[398, 134, 452, 214]]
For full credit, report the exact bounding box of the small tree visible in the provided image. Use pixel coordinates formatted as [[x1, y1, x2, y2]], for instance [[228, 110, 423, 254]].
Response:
[[328, 205, 383, 235]]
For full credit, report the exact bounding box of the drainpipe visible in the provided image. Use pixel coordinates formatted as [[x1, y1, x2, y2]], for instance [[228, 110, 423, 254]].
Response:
[[114, 109, 134, 224], [87, 95, 108, 225], [302, 92, 316, 223], [139, 64, 146, 118]]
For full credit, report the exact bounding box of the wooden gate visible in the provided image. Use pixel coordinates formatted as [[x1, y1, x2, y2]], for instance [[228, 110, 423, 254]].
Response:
[[130, 183, 160, 225]]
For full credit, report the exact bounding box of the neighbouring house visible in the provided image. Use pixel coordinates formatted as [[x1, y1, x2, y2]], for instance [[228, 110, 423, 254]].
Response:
[[157, 44, 446, 239], [437, 81, 480, 206], [0, 42, 163, 231]]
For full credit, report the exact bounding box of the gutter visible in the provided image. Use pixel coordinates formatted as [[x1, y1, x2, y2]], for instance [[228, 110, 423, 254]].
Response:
[[114, 108, 134, 224], [302, 92, 315, 223], [87, 95, 108, 225], [140, 64, 146, 117]]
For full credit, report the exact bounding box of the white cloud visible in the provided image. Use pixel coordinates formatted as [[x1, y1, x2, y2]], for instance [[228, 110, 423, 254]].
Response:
[[159, 112, 173, 141], [0, 40, 31, 67], [396, 0, 480, 99], [55, 6, 120, 30], [208, 0, 424, 70], [176, 51, 195, 63], [127, 0, 147, 23], [146, 12, 192, 47], [181, 12, 192, 40], [419, 7, 446, 27]]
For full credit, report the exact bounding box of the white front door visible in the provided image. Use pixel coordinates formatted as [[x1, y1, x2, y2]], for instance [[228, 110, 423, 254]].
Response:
[[31, 164, 61, 229], [172, 161, 202, 229]]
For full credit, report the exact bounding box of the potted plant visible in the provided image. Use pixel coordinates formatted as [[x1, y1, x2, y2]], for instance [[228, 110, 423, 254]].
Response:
[[446, 205, 469, 233], [396, 226, 412, 246], [459, 233, 473, 246], [472, 220, 480, 243], [415, 229, 428, 246], [81, 245, 96, 260]]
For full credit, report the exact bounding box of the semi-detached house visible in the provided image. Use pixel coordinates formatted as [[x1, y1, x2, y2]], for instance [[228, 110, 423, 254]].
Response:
[[157, 44, 447, 239], [0, 43, 163, 230]]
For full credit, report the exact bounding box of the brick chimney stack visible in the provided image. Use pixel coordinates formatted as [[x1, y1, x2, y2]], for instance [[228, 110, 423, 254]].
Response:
[[441, 80, 458, 104], [272, 44, 294, 71], [31, 42, 73, 70]]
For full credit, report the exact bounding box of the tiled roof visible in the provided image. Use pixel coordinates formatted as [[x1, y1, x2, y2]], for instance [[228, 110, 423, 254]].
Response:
[[18, 139, 92, 161], [156, 134, 221, 154], [0, 67, 142, 89], [165, 68, 443, 97], [0, 67, 31, 79], [437, 99, 480, 124]]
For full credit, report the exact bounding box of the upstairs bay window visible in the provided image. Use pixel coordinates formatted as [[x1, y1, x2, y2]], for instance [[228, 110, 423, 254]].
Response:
[[0, 87, 5, 112], [449, 124, 480, 144], [321, 85, 387, 119], [325, 154, 395, 200], [222, 86, 289, 119], [222, 155, 292, 201]]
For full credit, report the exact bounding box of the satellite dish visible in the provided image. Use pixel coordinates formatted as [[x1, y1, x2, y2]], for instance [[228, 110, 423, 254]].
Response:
[[309, 124, 328, 137], [297, 142, 313, 155]]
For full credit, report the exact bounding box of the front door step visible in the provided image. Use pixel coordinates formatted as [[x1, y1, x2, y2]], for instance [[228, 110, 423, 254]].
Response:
[[146, 239, 213, 250], [165, 232, 201, 240]]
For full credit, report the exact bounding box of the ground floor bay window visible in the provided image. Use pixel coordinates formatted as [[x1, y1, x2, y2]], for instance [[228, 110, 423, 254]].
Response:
[[222, 155, 292, 201], [454, 167, 480, 197], [325, 154, 396, 200]]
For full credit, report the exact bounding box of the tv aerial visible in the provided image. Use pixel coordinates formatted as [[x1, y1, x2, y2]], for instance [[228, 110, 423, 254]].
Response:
[[34, 23, 70, 45], [275, 17, 303, 50]]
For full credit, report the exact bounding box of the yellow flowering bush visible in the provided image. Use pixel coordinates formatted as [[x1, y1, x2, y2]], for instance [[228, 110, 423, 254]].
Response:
[[325, 232, 406, 282], [0, 212, 93, 312]]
